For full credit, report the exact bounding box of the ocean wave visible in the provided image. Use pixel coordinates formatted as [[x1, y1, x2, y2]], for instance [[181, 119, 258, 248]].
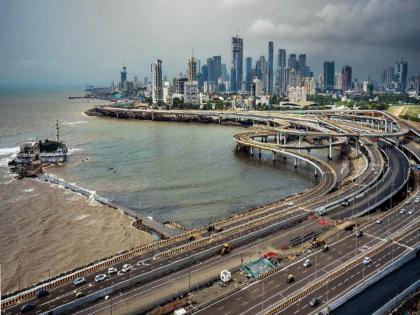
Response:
[[62, 121, 87, 126], [68, 148, 82, 154], [0, 147, 19, 156], [0, 157, 10, 168]]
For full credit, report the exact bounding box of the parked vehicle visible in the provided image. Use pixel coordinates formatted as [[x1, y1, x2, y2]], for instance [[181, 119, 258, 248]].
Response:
[[220, 243, 232, 256], [322, 245, 329, 252], [355, 230, 363, 237], [400, 209, 406, 214], [376, 219, 383, 224]]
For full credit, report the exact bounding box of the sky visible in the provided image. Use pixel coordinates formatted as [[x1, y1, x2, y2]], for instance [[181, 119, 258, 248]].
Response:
[[0, 0, 419, 87]]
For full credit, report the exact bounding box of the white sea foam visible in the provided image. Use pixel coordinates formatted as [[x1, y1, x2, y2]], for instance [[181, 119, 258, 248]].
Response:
[[62, 121, 87, 126], [0, 157, 10, 168], [0, 147, 19, 156], [68, 148, 82, 154]]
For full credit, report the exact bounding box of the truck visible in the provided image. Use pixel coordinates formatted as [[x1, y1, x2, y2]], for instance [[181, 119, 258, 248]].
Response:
[[220, 243, 232, 256]]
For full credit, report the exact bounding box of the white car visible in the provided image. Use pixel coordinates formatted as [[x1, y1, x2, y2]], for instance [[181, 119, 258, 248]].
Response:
[[286, 201, 295, 206], [362, 257, 372, 265], [415, 198, 419, 203], [121, 263, 132, 273], [376, 219, 382, 224], [94, 274, 107, 283], [405, 200, 411, 205], [303, 259, 312, 268], [108, 267, 118, 275], [400, 209, 406, 214], [408, 210, 414, 215]]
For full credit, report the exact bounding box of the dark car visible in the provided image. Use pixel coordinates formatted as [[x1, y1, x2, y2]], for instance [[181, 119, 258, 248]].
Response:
[[36, 289, 49, 298], [355, 230, 363, 237], [309, 298, 320, 307], [20, 303, 36, 313]]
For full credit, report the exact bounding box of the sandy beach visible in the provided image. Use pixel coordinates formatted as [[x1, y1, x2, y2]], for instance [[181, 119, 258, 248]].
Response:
[[0, 176, 154, 295]]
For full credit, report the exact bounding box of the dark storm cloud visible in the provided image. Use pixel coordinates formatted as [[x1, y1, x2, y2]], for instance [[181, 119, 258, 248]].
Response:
[[0, 0, 419, 86]]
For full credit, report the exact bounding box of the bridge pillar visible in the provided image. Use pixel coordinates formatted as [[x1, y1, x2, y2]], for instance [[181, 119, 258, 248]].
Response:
[[385, 119, 388, 133], [259, 148, 262, 159], [283, 135, 287, 146], [314, 167, 318, 177], [277, 134, 280, 145], [250, 146, 254, 156], [328, 136, 333, 160], [294, 158, 298, 168], [298, 135, 302, 153], [279, 132, 283, 142], [356, 138, 359, 157], [272, 151, 276, 161]]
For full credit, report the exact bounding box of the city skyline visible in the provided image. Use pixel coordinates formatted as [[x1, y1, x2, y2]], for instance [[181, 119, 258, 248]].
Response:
[[1, 0, 420, 87]]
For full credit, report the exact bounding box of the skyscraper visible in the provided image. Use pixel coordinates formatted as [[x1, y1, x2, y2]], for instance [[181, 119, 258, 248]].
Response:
[[394, 59, 408, 92], [276, 49, 286, 95], [120, 65, 127, 84], [341, 65, 352, 92], [298, 54, 309, 77], [151, 59, 163, 104], [323, 61, 335, 91], [187, 56, 197, 82], [230, 35, 243, 92], [207, 57, 215, 85], [288, 54, 297, 71], [213, 56, 222, 81], [245, 57, 253, 92], [268, 41, 274, 95]]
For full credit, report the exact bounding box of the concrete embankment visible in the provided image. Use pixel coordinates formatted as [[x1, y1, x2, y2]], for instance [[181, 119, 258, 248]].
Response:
[[37, 173, 182, 238], [85, 106, 253, 126]]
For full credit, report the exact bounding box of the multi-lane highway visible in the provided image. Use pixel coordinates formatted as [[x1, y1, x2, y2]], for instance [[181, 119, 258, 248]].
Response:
[[2, 109, 417, 315]]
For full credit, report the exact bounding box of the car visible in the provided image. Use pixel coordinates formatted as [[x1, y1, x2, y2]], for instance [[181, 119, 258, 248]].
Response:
[[322, 245, 329, 252], [20, 303, 36, 313], [342, 200, 349, 206], [287, 274, 295, 283], [108, 267, 118, 275], [355, 230, 363, 237], [309, 298, 320, 307], [376, 219, 383, 224], [303, 259, 312, 268], [95, 274, 107, 283], [408, 210, 414, 215], [121, 263, 132, 273], [286, 201, 295, 206], [36, 289, 49, 298], [363, 257, 372, 265], [73, 277, 86, 286], [75, 291, 85, 299], [415, 198, 419, 203], [405, 200, 411, 205], [374, 171, 380, 175], [400, 209, 406, 214]]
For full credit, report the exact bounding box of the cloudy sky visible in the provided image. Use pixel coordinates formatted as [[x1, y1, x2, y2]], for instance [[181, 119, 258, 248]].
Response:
[[0, 0, 419, 87]]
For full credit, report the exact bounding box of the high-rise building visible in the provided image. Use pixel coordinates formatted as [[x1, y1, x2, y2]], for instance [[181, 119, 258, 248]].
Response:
[[207, 57, 215, 85], [334, 72, 342, 90], [288, 54, 297, 71], [245, 57, 253, 92], [394, 59, 408, 92], [268, 41, 274, 95], [120, 65, 127, 84], [341, 65, 352, 92], [184, 81, 199, 105], [173, 76, 188, 94], [259, 56, 267, 93], [381, 66, 394, 90], [276, 49, 286, 95], [163, 81, 171, 105], [230, 35, 243, 92], [151, 59, 163, 104], [187, 56, 197, 82], [323, 61, 335, 91], [213, 56, 222, 81], [298, 54, 310, 77]]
